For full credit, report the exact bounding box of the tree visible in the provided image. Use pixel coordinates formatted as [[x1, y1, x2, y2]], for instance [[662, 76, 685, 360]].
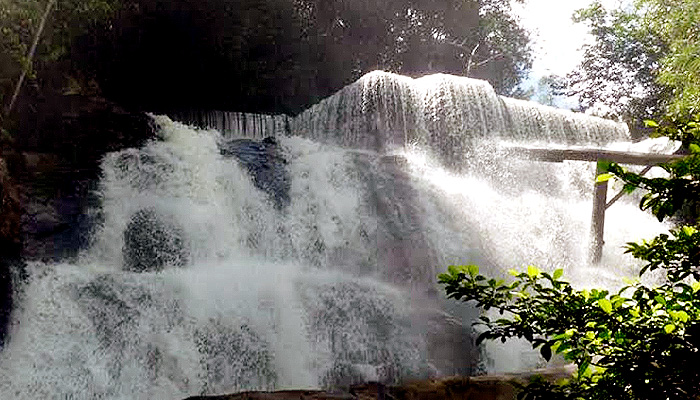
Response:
[[0, 0, 119, 123], [439, 115, 700, 400], [566, 0, 700, 129], [565, 1, 668, 125], [645, 0, 700, 114], [532, 75, 566, 107], [75, 0, 533, 113]]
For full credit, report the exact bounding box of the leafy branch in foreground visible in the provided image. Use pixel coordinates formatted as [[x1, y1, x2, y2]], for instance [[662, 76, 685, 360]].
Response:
[[601, 115, 700, 223], [440, 117, 700, 399], [439, 250, 700, 399]]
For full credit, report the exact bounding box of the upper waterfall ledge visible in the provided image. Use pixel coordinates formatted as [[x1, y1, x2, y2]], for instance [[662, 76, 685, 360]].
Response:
[[290, 70, 630, 163]]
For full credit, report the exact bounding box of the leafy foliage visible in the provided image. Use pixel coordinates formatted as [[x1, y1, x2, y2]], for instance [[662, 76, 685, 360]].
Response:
[[646, 0, 700, 115], [0, 0, 119, 119], [564, 1, 669, 123], [1, 0, 533, 115], [601, 115, 700, 223], [56, 0, 533, 113], [439, 118, 700, 399], [564, 0, 700, 130]]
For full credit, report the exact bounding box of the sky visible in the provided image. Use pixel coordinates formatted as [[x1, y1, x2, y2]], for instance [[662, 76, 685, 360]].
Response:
[[512, 0, 627, 77], [511, 0, 628, 106]]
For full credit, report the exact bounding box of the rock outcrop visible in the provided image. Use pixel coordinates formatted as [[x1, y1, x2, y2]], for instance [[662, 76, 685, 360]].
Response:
[[0, 84, 154, 346], [219, 137, 290, 209], [0, 156, 22, 347], [9, 92, 155, 261], [182, 376, 519, 400], [182, 368, 577, 400]]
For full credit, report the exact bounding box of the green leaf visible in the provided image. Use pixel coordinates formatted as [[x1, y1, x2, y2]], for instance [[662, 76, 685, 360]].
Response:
[[598, 298, 613, 313], [644, 119, 659, 127], [553, 268, 563, 280], [692, 281, 700, 293], [527, 265, 541, 278], [508, 269, 519, 276], [682, 226, 697, 236], [690, 143, 700, 154], [623, 183, 637, 194], [597, 159, 612, 171], [447, 265, 459, 276], [664, 324, 675, 334], [578, 359, 591, 378], [596, 173, 614, 183], [467, 265, 479, 277]]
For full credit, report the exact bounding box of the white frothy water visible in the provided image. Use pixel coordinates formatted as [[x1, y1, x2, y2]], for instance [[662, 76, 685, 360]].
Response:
[[291, 71, 628, 163], [0, 72, 673, 397]]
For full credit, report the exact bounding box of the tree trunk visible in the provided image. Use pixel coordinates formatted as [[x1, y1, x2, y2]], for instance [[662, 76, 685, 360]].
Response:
[[4, 0, 57, 118]]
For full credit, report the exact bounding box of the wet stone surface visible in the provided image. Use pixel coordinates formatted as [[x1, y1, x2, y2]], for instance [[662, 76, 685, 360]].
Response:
[[219, 137, 290, 209]]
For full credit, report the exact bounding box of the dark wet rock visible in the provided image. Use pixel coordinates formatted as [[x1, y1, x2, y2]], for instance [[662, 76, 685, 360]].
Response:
[[182, 375, 527, 400], [122, 208, 189, 272], [11, 152, 101, 262], [219, 137, 290, 209], [0, 157, 22, 348], [0, 157, 21, 253], [15, 75, 155, 168], [8, 79, 155, 261]]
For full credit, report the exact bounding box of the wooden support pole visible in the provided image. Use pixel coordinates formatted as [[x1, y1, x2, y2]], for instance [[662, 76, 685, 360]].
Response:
[[590, 160, 609, 264]]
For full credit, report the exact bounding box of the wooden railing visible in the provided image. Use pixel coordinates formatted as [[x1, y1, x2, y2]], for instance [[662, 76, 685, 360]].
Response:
[[504, 146, 685, 263]]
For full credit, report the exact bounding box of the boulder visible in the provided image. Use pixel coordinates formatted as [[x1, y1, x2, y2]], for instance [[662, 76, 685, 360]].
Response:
[[122, 208, 189, 272], [13, 151, 99, 261]]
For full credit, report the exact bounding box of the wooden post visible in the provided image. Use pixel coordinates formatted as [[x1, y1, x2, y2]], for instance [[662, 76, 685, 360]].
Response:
[[590, 160, 608, 264]]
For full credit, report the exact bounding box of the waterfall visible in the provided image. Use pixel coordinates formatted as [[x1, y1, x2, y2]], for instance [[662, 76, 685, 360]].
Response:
[[0, 72, 671, 399], [170, 110, 291, 139], [290, 71, 629, 166]]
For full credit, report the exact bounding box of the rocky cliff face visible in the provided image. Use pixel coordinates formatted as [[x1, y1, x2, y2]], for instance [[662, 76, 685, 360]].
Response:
[[0, 87, 154, 347], [0, 156, 21, 347], [181, 368, 577, 400], [10, 91, 155, 261], [0, 157, 20, 255]]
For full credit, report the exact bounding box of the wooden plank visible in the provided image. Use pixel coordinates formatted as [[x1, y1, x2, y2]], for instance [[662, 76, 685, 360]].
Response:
[[505, 146, 685, 165]]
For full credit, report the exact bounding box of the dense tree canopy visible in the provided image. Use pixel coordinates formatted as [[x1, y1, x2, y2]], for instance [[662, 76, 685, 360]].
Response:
[[0, 0, 119, 117], [1, 0, 533, 117], [565, 0, 700, 131]]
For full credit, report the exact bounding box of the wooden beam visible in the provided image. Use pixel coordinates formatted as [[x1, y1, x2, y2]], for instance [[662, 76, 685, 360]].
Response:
[[505, 146, 684, 165]]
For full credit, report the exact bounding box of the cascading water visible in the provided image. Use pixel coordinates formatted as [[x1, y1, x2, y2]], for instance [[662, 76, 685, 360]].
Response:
[[0, 71, 672, 399]]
